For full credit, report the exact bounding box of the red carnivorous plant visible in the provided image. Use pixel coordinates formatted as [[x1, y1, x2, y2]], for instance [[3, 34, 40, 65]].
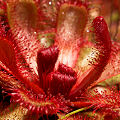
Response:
[[0, 0, 120, 120]]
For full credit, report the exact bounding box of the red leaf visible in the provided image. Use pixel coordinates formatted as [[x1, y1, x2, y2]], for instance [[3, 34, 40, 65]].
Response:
[[69, 17, 112, 97], [55, 4, 88, 68], [0, 37, 17, 73], [37, 45, 59, 91]]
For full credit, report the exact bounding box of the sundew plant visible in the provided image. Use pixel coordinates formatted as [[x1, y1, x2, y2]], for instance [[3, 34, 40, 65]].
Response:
[[0, 0, 120, 120]]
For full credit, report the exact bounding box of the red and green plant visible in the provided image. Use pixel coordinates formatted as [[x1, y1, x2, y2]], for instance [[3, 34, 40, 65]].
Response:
[[0, 0, 120, 120]]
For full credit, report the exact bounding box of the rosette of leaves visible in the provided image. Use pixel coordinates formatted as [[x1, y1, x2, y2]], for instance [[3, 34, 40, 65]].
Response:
[[0, 0, 120, 120]]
